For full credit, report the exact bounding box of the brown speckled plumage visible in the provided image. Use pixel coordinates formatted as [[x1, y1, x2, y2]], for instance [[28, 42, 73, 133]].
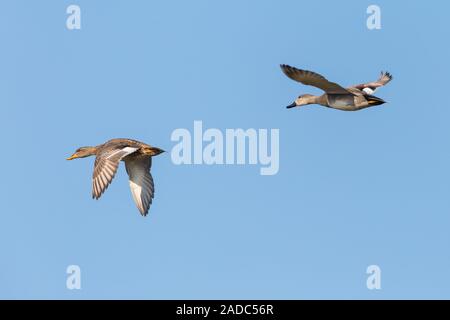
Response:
[[67, 138, 164, 216]]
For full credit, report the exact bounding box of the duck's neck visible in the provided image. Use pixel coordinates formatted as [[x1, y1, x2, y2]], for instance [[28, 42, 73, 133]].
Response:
[[84, 146, 99, 157], [313, 95, 328, 106]]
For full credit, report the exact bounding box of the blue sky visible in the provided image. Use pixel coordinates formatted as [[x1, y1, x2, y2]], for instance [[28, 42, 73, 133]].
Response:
[[1, 0, 450, 299]]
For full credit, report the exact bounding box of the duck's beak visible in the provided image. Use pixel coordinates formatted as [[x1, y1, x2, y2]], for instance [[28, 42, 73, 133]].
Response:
[[286, 102, 297, 109], [66, 154, 78, 160]]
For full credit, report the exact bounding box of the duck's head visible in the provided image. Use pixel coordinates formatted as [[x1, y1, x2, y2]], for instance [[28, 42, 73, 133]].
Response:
[[66, 146, 97, 160], [287, 94, 315, 108]]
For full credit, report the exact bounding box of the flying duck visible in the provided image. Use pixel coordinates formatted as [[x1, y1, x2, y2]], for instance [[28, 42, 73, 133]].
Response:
[[67, 138, 164, 216], [280, 64, 392, 111]]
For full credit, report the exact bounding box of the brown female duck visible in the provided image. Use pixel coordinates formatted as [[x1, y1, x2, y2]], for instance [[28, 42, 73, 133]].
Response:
[[67, 138, 164, 216]]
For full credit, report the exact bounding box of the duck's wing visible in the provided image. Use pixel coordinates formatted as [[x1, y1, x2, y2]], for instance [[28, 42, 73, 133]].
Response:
[[125, 156, 154, 216], [351, 71, 393, 94], [92, 147, 139, 200], [280, 64, 350, 94]]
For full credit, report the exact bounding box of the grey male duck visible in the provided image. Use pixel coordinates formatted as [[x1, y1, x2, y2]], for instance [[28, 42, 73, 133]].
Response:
[[67, 138, 164, 216], [280, 64, 392, 111]]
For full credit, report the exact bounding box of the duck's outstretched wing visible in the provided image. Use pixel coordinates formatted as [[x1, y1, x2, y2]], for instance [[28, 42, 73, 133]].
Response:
[[280, 64, 350, 94], [92, 147, 139, 200], [125, 156, 154, 216], [351, 71, 393, 94]]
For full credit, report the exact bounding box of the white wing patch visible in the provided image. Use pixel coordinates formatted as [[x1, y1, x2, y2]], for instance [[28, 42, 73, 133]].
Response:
[[106, 147, 138, 160], [362, 87, 375, 94]]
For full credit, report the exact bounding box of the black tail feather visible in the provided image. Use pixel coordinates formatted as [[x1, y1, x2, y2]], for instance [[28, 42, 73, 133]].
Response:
[[366, 94, 386, 106]]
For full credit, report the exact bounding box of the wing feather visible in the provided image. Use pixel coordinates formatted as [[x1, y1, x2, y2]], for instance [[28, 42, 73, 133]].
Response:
[[125, 156, 154, 216], [351, 71, 393, 94], [92, 147, 139, 200], [280, 64, 350, 94]]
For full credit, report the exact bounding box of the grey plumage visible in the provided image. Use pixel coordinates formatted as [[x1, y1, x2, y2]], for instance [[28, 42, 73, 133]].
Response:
[[280, 64, 392, 111]]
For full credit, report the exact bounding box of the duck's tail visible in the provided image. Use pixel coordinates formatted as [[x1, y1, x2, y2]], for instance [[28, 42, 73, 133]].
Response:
[[142, 146, 165, 156], [366, 94, 386, 106]]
